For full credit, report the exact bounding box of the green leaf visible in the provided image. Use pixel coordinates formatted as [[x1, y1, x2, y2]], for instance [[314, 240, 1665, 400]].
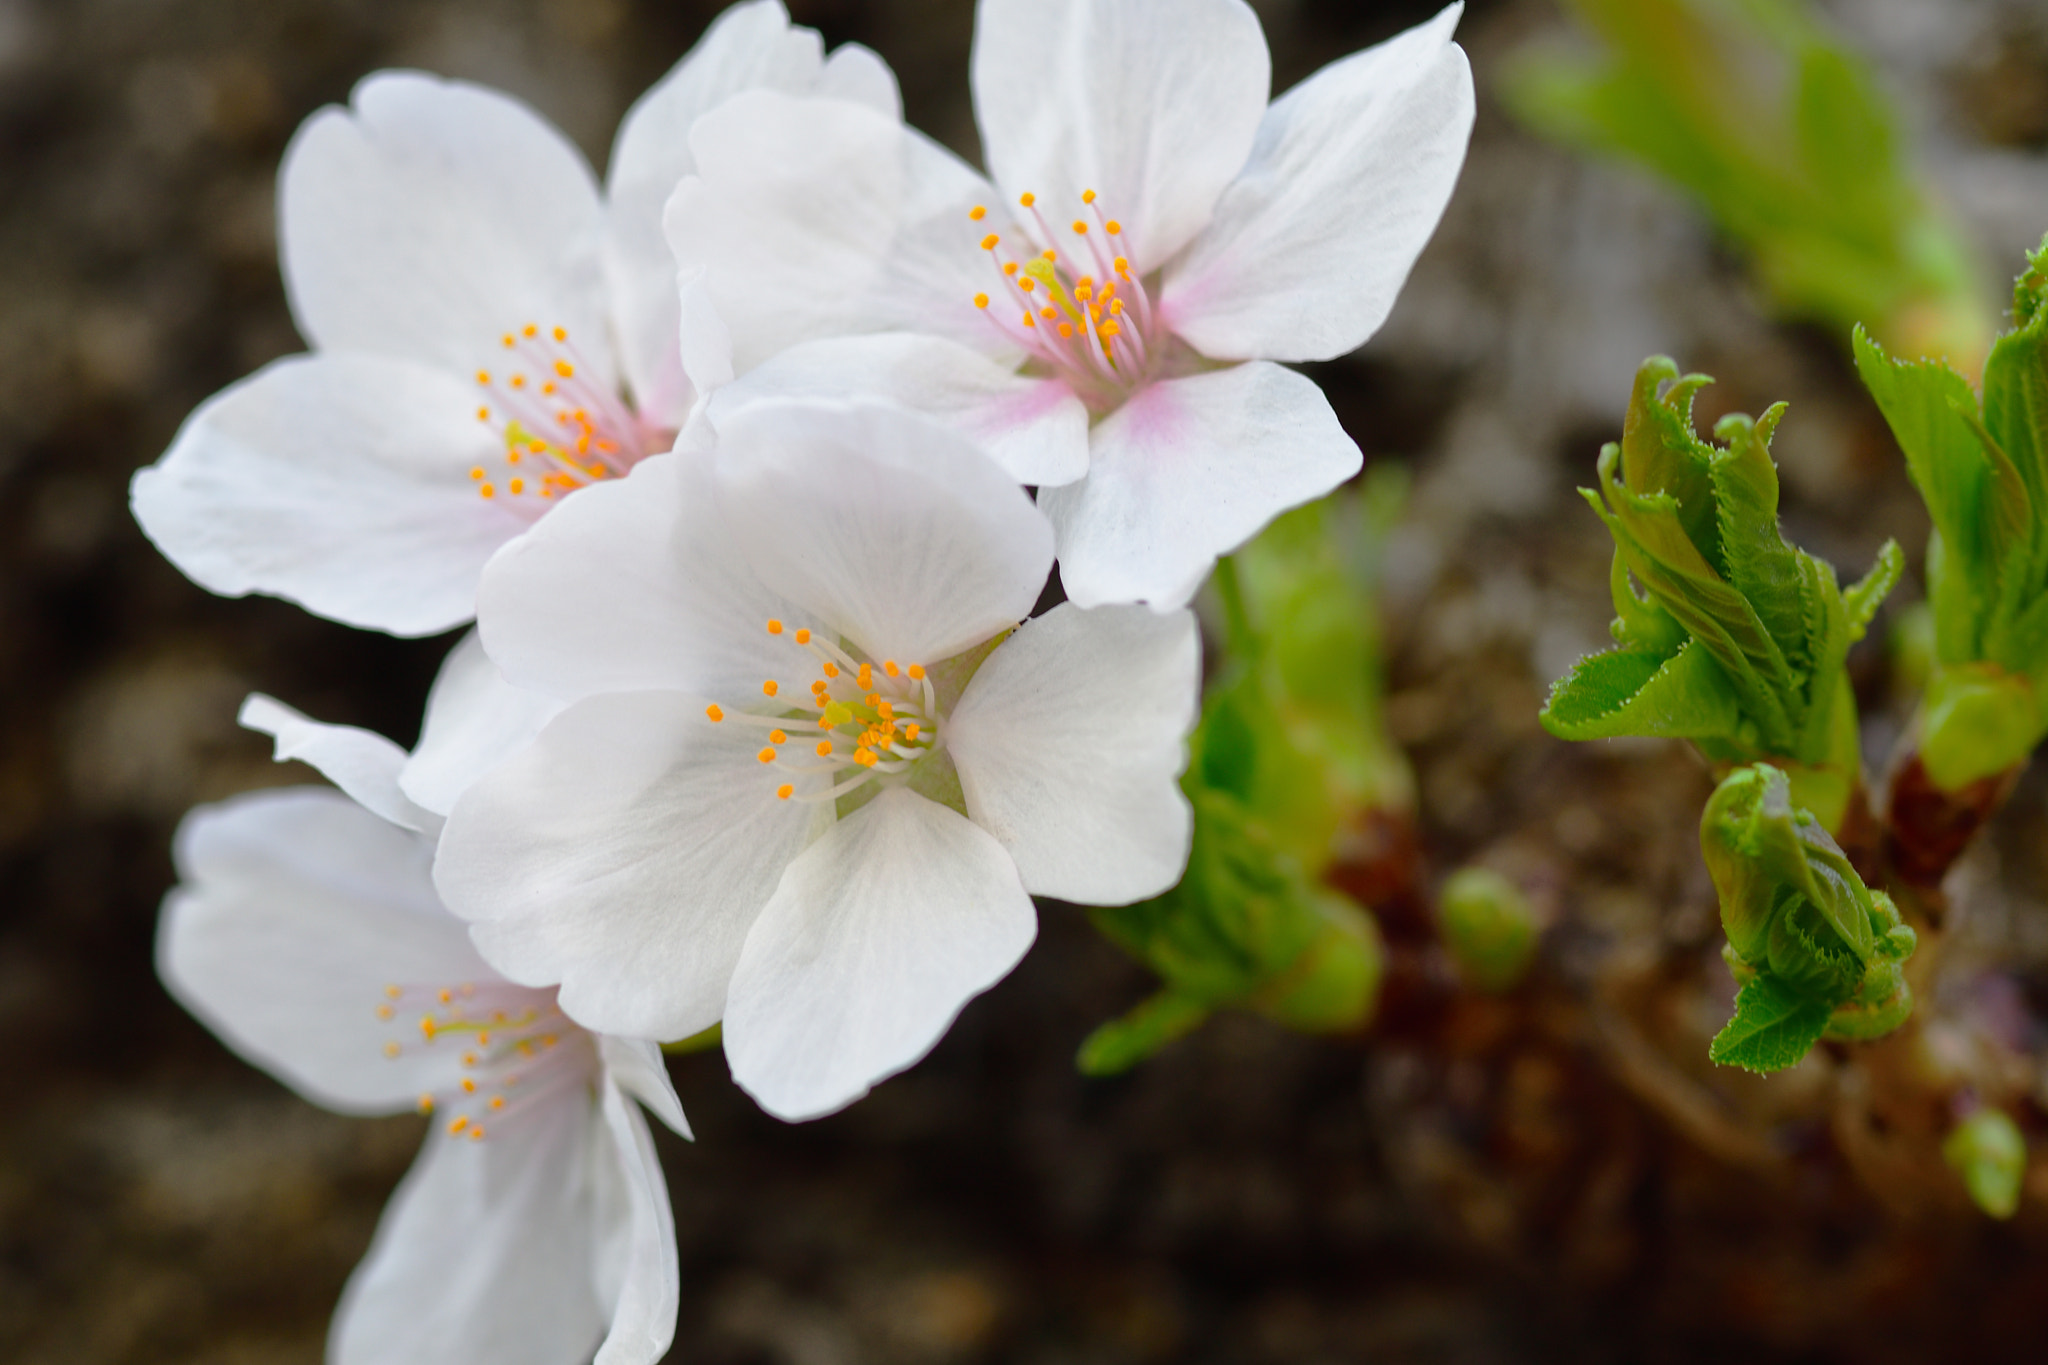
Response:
[[1919, 662, 2041, 791], [1709, 405, 1806, 662], [1076, 991, 1212, 1076], [1540, 640, 1743, 741], [1842, 538, 1903, 640], [1710, 974, 1834, 1074]]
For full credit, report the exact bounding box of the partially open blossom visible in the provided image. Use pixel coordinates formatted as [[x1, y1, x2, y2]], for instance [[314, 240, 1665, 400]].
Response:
[[159, 781, 689, 1365], [666, 0, 1473, 608], [435, 399, 1200, 1121], [131, 0, 896, 636]]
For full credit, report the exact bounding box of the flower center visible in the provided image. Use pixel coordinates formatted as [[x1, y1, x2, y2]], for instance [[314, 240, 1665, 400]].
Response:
[[470, 324, 668, 509], [375, 977, 594, 1141], [705, 619, 943, 805], [968, 190, 1159, 407]]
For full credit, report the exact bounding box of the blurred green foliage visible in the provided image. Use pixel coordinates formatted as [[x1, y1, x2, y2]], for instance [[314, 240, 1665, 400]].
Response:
[[1504, 0, 1989, 368], [1857, 237, 2048, 789], [1943, 1107, 2028, 1219], [1437, 867, 1541, 993], [1079, 474, 1409, 1074]]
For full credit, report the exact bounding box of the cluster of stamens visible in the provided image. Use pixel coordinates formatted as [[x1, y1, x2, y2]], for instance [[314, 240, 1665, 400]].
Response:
[[471, 324, 657, 505], [969, 190, 1156, 403], [706, 620, 941, 803], [376, 979, 591, 1141]]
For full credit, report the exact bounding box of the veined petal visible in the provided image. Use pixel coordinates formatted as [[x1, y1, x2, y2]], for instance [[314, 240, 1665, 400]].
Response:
[[713, 399, 1054, 666], [590, 1077, 680, 1365], [157, 789, 489, 1115], [401, 631, 565, 817], [130, 353, 524, 637], [330, 1096, 607, 1365], [434, 692, 819, 1042], [724, 787, 1035, 1121], [970, 0, 1270, 273], [948, 603, 1197, 903], [704, 334, 1091, 487], [664, 91, 997, 373], [1162, 4, 1473, 363], [1040, 361, 1360, 609], [282, 70, 612, 387], [240, 693, 441, 836], [475, 450, 804, 702], [604, 0, 898, 425]]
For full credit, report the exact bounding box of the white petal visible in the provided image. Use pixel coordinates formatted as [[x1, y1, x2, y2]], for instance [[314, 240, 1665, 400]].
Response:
[[282, 71, 612, 385], [400, 631, 565, 816], [157, 789, 488, 1114], [1039, 361, 1361, 608], [713, 399, 1054, 666], [947, 603, 1197, 903], [598, 1035, 692, 1139], [130, 353, 524, 637], [603, 0, 838, 423], [330, 1097, 607, 1365], [475, 450, 807, 702], [434, 691, 820, 1042], [817, 43, 902, 117], [724, 787, 1035, 1121], [664, 91, 997, 374], [1162, 4, 1473, 362], [240, 694, 441, 836], [704, 334, 1090, 487], [970, 0, 1270, 272], [590, 1077, 681, 1365]]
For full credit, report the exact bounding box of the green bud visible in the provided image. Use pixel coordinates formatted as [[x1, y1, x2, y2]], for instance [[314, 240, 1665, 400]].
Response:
[[1702, 765, 1913, 1073], [1437, 867, 1541, 993], [1920, 662, 2040, 792], [1249, 894, 1382, 1033], [1943, 1107, 2028, 1220]]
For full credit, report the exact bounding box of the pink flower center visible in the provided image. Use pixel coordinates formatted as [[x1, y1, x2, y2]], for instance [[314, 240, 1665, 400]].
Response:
[[967, 190, 1160, 408], [469, 324, 670, 511], [704, 619, 944, 806], [375, 977, 595, 1142]]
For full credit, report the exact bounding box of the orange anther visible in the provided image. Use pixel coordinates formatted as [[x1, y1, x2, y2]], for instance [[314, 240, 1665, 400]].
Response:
[[776, 784, 794, 799], [1058, 323, 1074, 338], [706, 704, 724, 722], [522, 323, 537, 337], [980, 233, 1000, 250], [552, 326, 567, 341], [794, 628, 811, 644], [418, 1094, 435, 1114], [1018, 277, 1035, 293], [763, 679, 779, 698], [974, 293, 990, 309], [1041, 249, 1056, 262], [968, 205, 987, 221], [476, 407, 489, 421], [1072, 220, 1088, 234], [1041, 306, 1057, 320], [489, 1096, 504, 1110], [554, 360, 574, 378], [1082, 189, 1097, 204], [858, 663, 872, 687], [815, 740, 833, 757], [509, 479, 524, 494], [462, 1078, 477, 1093], [908, 664, 926, 680], [757, 747, 777, 764], [502, 334, 516, 347], [884, 661, 900, 677], [476, 370, 491, 384], [767, 618, 784, 635], [823, 662, 839, 678], [470, 467, 486, 481], [768, 729, 788, 744], [449, 1116, 470, 1135], [1101, 320, 1122, 338], [1105, 220, 1121, 235], [376, 1004, 394, 1020], [383, 1040, 401, 1057], [510, 375, 526, 389], [479, 484, 496, 498], [1003, 262, 1019, 277], [1019, 192, 1036, 207]]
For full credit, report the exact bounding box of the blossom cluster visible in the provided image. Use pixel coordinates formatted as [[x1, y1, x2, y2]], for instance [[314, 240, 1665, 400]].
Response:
[[130, 1, 1472, 1358]]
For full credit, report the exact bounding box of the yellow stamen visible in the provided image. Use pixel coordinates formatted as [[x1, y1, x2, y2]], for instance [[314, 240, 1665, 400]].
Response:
[[1072, 220, 1088, 234], [470, 467, 485, 481], [480, 484, 496, 499], [974, 293, 989, 309], [508, 479, 524, 495], [552, 326, 567, 341], [1082, 189, 1097, 204], [1019, 192, 1035, 207], [1105, 220, 1121, 235], [476, 370, 490, 384], [980, 233, 1000, 250], [823, 662, 839, 678], [522, 323, 537, 338], [462, 1078, 477, 1094], [449, 1116, 470, 1135]]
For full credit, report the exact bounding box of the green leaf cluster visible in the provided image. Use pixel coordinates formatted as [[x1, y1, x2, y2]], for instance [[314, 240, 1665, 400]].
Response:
[[1503, 0, 1987, 365], [1700, 764, 1916, 1073], [1856, 239, 2048, 788], [1079, 482, 1407, 1074], [1542, 356, 1901, 829]]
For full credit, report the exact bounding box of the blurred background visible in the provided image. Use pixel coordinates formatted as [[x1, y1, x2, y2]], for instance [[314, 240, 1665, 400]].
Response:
[[6, 0, 2048, 1360]]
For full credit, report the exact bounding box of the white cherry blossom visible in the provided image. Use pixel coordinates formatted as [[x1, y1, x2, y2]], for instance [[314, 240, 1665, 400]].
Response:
[[434, 399, 1200, 1121], [666, 0, 1473, 609], [158, 781, 690, 1365], [131, 0, 897, 636]]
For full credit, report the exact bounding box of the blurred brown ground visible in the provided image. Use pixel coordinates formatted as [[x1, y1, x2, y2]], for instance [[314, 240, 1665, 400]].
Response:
[[5, 0, 2048, 1361]]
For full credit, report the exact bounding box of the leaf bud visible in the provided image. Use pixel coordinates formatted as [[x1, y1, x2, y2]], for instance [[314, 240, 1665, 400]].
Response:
[[1943, 1106, 2027, 1220], [1437, 866, 1541, 993]]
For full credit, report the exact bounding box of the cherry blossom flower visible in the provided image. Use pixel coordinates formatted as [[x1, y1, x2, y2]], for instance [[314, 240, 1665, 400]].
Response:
[[666, 0, 1473, 609], [158, 781, 690, 1365], [131, 0, 896, 636], [434, 398, 1200, 1121]]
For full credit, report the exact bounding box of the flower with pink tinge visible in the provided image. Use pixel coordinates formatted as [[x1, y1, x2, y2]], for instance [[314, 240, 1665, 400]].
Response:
[[666, 0, 1473, 609]]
